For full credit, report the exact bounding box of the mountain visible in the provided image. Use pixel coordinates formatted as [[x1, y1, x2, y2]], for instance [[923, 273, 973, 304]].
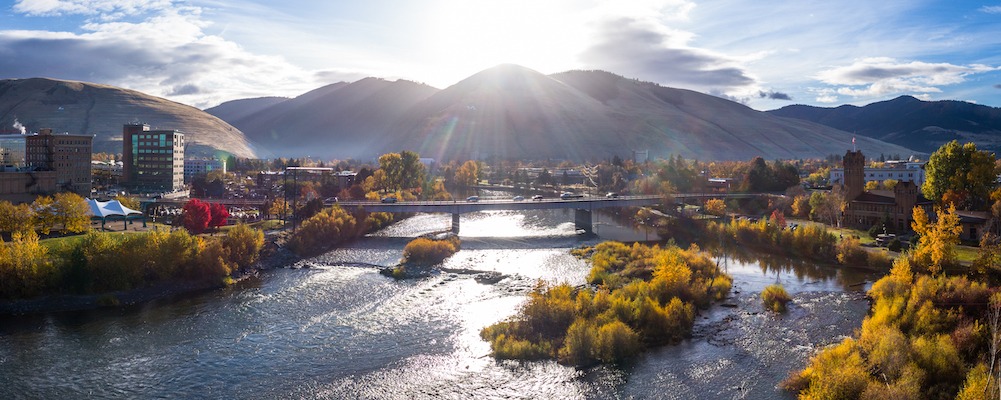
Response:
[[214, 79, 438, 159], [204, 96, 288, 123], [767, 96, 1001, 154], [218, 65, 915, 161], [0, 78, 257, 158]]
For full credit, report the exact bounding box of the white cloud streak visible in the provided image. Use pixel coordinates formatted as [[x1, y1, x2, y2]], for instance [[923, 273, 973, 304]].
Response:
[[815, 57, 998, 99], [1, 1, 346, 108]]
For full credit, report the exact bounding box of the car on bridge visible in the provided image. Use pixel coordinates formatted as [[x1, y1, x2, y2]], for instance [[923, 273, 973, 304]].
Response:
[[466, 196, 479, 202], [513, 196, 524, 201], [560, 192, 584, 200], [532, 195, 544, 201], [381, 197, 398, 203], [605, 192, 619, 198]]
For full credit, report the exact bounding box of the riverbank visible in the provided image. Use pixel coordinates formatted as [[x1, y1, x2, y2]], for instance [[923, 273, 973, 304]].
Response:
[[0, 230, 300, 316]]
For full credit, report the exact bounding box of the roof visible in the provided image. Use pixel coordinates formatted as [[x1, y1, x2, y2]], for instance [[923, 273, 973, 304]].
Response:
[[851, 189, 933, 205], [86, 199, 142, 218]]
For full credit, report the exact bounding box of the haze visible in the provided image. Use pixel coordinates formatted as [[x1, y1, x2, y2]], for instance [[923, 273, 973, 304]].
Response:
[[1, 0, 999, 111]]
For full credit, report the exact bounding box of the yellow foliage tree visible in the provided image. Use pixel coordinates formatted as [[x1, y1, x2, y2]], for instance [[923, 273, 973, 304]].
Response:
[[455, 160, 479, 186], [29, 196, 57, 235], [53, 192, 91, 233], [704, 198, 725, 216], [0, 201, 32, 235], [911, 204, 963, 275]]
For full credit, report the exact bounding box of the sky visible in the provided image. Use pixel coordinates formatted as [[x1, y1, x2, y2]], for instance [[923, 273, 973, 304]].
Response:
[[0, 0, 1000, 111]]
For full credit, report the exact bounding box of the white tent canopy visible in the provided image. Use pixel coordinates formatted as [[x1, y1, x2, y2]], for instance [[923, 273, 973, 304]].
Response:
[[86, 199, 143, 218]]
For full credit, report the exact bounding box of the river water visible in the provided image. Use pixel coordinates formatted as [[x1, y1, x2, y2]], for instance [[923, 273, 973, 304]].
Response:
[[0, 200, 881, 399]]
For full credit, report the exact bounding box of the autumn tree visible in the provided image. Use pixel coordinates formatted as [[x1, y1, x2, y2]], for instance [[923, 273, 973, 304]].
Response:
[[809, 188, 845, 227], [30, 196, 57, 235], [0, 201, 32, 235], [182, 199, 211, 234], [208, 203, 229, 229], [911, 203, 963, 275], [455, 160, 479, 186], [791, 195, 811, 219], [704, 198, 726, 216], [922, 140, 996, 210], [52, 192, 91, 233]]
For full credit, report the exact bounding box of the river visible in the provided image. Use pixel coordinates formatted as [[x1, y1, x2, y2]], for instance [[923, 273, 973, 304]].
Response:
[[0, 200, 881, 399]]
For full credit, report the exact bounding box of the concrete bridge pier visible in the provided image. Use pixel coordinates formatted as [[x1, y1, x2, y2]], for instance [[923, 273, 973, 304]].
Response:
[[574, 209, 593, 234], [452, 213, 460, 234]]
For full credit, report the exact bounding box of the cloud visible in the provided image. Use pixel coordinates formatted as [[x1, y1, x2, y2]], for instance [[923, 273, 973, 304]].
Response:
[[758, 90, 791, 100], [0, 4, 334, 108], [14, 0, 176, 17], [995, 83, 1001, 89], [313, 70, 370, 84], [167, 83, 201, 96], [980, 5, 1001, 13], [815, 57, 998, 99], [579, 17, 756, 91]]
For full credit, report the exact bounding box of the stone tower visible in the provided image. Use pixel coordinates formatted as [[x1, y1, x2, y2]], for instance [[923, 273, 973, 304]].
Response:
[[843, 150, 865, 201]]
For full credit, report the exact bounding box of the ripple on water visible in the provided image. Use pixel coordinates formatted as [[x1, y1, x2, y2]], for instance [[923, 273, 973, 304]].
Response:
[[0, 209, 878, 399]]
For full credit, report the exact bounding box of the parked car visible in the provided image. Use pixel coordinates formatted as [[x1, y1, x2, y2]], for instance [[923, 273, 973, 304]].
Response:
[[513, 196, 524, 201], [605, 192, 619, 198], [381, 197, 397, 203], [532, 195, 544, 201], [466, 196, 479, 202]]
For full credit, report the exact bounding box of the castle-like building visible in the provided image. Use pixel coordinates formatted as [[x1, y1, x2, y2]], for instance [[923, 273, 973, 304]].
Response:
[[841, 150, 934, 232]]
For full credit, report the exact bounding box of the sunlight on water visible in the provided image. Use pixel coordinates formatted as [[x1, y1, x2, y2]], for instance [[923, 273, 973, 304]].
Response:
[[0, 208, 878, 399]]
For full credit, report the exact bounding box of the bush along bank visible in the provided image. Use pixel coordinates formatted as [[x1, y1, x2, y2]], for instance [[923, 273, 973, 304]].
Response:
[[0, 224, 266, 314], [480, 241, 732, 366]]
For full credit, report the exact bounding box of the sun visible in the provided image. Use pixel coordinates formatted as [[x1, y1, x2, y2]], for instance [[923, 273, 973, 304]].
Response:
[[418, 0, 587, 86]]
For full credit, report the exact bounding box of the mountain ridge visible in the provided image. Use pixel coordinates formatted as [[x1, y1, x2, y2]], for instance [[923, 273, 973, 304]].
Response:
[[0, 77, 257, 158], [767, 96, 1001, 154], [213, 64, 916, 161]]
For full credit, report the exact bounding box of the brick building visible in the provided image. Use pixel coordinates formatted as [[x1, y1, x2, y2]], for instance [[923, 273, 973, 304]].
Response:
[[842, 150, 934, 231]]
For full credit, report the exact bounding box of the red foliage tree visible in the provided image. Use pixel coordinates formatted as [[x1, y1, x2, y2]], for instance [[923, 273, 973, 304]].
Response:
[[183, 199, 211, 234], [209, 202, 230, 229], [770, 209, 787, 228]]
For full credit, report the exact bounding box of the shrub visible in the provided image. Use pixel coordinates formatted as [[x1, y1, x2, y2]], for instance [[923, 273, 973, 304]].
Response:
[[866, 250, 893, 269], [595, 320, 641, 362], [559, 319, 598, 366], [401, 237, 460, 264], [887, 237, 902, 252], [836, 236, 868, 266], [223, 224, 265, 269], [0, 231, 54, 299], [288, 207, 359, 255], [761, 284, 791, 312]]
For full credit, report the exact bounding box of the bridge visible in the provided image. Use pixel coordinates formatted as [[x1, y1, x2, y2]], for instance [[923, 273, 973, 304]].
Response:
[[336, 195, 663, 234], [143, 191, 759, 234]]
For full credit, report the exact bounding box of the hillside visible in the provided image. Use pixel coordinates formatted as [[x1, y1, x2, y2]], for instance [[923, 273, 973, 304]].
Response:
[[204, 96, 288, 124], [767, 96, 1001, 154], [390, 66, 914, 161], [218, 79, 438, 159], [0, 78, 257, 158], [220, 65, 915, 161]]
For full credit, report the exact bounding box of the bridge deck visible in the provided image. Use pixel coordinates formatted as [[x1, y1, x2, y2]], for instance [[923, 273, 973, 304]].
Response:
[[336, 195, 662, 214]]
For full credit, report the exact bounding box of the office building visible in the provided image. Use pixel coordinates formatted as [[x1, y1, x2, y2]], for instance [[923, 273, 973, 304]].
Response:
[[122, 123, 185, 193]]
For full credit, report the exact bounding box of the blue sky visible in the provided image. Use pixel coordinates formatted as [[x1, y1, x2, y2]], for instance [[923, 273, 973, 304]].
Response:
[[1, 0, 999, 111]]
